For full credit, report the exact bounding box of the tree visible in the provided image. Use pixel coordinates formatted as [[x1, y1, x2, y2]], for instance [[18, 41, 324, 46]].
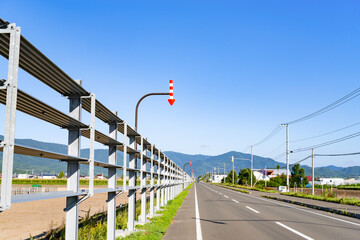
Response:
[[58, 171, 64, 179], [276, 164, 280, 174], [268, 174, 287, 187], [238, 168, 255, 186], [290, 164, 308, 187], [225, 170, 238, 184]]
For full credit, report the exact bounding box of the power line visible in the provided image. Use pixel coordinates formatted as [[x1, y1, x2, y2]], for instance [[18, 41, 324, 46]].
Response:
[[252, 125, 284, 147], [290, 152, 360, 167], [272, 152, 286, 160], [261, 143, 285, 156], [291, 121, 360, 143], [315, 152, 360, 157], [260, 121, 360, 158], [286, 87, 360, 125], [292, 131, 360, 153]]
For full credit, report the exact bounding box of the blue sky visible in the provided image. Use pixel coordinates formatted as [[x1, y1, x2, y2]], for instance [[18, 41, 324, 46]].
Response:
[[0, 1, 360, 167]]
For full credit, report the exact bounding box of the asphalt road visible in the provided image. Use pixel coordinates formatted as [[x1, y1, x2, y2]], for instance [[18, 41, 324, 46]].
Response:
[[165, 183, 360, 240]]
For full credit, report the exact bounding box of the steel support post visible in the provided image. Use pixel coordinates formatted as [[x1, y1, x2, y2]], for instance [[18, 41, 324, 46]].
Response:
[[160, 154, 165, 207], [156, 151, 161, 211], [0, 24, 21, 211], [168, 162, 171, 200], [89, 93, 96, 196], [65, 80, 82, 239], [127, 135, 136, 231], [171, 164, 174, 199], [164, 157, 168, 204], [166, 158, 170, 203], [122, 122, 127, 190], [149, 144, 155, 216], [166, 158, 170, 204], [107, 113, 118, 240], [170, 163, 173, 200], [140, 137, 147, 222]]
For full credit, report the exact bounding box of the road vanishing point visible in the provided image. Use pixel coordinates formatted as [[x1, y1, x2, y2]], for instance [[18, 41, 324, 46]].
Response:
[[164, 183, 360, 240]]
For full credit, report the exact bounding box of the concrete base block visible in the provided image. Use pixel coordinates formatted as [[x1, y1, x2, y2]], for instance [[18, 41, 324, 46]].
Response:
[[148, 213, 163, 219], [135, 220, 148, 226], [115, 229, 138, 238]]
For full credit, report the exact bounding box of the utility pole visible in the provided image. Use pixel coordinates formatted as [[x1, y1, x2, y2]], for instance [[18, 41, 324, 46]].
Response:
[[232, 156, 234, 185], [223, 162, 225, 176], [250, 146, 253, 187], [286, 124, 290, 190], [312, 148, 315, 195]]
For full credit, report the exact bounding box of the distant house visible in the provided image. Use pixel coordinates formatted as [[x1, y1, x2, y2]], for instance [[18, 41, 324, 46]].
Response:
[[267, 169, 289, 178], [96, 174, 107, 180], [343, 178, 360, 185], [212, 174, 226, 183], [17, 174, 30, 179], [39, 174, 57, 179], [253, 171, 270, 181], [319, 178, 344, 186], [253, 169, 290, 181]]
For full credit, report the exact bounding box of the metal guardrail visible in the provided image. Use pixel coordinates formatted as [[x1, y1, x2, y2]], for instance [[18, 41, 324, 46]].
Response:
[[0, 18, 192, 240]]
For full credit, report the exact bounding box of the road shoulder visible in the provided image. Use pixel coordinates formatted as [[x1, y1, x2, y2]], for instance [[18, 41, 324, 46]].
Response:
[[163, 185, 197, 240]]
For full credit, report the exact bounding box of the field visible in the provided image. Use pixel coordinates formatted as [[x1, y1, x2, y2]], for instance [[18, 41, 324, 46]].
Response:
[[0, 185, 144, 240]]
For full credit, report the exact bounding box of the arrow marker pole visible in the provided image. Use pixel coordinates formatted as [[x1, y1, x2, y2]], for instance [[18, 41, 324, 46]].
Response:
[[168, 80, 175, 105]]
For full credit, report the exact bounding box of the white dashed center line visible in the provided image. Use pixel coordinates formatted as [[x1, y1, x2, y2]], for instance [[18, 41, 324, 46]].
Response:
[[276, 222, 314, 240], [232, 199, 239, 203], [246, 206, 260, 213]]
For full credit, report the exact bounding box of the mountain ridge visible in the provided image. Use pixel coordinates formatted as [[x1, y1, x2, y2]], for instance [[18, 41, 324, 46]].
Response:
[[0, 135, 359, 178]]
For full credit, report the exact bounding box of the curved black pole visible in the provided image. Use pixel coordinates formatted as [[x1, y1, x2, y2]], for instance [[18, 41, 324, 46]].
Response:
[[135, 92, 170, 132]]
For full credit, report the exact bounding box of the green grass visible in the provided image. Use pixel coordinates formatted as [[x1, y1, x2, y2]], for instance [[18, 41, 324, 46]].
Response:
[[281, 191, 360, 206], [44, 196, 151, 239], [42, 184, 193, 240], [337, 185, 360, 190], [118, 183, 193, 240]]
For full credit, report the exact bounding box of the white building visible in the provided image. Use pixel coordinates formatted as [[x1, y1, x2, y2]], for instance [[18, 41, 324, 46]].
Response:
[[253, 169, 290, 182], [319, 178, 345, 186], [253, 171, 270, 181], [40, 174, 57, 179], [96, 174, 107, 180], [344, 178, 360, 185], [17, 174, 30, 179], [212, 174, 227, 183]]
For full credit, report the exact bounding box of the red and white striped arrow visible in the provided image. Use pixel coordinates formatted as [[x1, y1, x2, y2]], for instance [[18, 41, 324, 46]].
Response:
[[168, 80, 175, 105]]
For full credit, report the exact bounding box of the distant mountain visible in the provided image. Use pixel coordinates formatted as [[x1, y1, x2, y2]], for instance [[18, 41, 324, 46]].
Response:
[[325, 165, 344, 171], [162, 151, 210, 169], [1, 135, 360, 178]]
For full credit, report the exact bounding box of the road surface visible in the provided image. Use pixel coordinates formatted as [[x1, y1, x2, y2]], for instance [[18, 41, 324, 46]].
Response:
[[165, 183, 360, 240]]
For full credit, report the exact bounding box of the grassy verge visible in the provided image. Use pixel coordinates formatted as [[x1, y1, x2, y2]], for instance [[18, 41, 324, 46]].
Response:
[[41, 184, 193, 240], [43, 197, 150, 239], [119, 183, 193, 240], [281, 191, 360, 206], [337, 185, 360, 190], [214, 183, 278, 193]]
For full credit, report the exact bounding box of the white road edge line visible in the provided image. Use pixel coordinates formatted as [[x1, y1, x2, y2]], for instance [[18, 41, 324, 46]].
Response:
[[195, 184, 203, 240], [224, 195, 229, 198], [232, 199, 239, 203], [276, 222, 314, 240], [246, 206, 260, 213], [211, 184, 360, 227]]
